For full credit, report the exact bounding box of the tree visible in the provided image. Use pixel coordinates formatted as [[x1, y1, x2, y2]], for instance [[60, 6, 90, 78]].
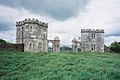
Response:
[[0, 39, 6, 44], [110, 42, 120, 53]]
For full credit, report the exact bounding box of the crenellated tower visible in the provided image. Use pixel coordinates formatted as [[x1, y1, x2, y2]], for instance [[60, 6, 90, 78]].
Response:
[[16, 18, 48, 52], [81, 29, 104, 52]]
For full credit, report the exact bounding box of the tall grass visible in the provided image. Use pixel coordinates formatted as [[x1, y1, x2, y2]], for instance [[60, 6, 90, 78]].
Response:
[[0, 51, 120, 80]]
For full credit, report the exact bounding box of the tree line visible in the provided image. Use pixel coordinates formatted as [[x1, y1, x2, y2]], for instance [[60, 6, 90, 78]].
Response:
[[110, 42, 120, 53]]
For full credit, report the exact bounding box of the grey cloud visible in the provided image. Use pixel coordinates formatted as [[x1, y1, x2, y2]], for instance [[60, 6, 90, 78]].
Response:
[[0, 0, 89, 20], [105, 33, 120, 37], [0, 22, 13, 31]]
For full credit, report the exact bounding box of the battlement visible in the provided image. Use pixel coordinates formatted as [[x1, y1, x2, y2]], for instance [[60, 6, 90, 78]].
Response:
[[16, 18, 48, 28], [81, 29, 104, 33]]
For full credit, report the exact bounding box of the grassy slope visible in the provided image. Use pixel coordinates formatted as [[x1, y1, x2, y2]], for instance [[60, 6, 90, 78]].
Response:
[[0, 51, 120, 80]]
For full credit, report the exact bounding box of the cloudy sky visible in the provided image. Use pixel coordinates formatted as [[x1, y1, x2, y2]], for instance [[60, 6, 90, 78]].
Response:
[[0, 0, 120, 46]]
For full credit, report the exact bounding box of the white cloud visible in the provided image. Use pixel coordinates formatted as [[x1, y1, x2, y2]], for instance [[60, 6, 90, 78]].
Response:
[[0, 5, 51, 24], [105, 36, 120, 46], [0, 30, 16, 43], [0, 0, 120, 46], [78, 0, 120, 35], [49, 0, 120, 46], [0, 5, 50, 43]]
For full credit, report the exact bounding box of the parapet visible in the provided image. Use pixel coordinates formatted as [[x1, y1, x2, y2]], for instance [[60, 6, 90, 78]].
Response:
[[54, 36, 60, 41], [81, 29, 104, 33], [72, 37, 77, 42], [16, 18, 48, 28]]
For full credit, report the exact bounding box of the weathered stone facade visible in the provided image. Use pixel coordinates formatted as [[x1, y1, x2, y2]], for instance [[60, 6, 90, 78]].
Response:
[[0, 44, 24, 52], [16, 18, 48, 52], [72, 29, 104, 52], [72, 38, 79, 52], [16, 18, 104, 53], [16, 18, 60, 52], [48, 36, 60, 52]]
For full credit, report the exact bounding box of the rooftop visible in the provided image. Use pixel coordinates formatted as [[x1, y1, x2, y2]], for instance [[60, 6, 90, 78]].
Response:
[[81, 29, 104, 33], [16, 18, 48, 28]]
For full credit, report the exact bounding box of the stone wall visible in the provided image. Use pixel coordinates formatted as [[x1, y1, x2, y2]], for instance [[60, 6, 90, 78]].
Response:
[[0, 44, 24, 52], [48, 36, 60, 53], [81, 29, 104, 52], [71, 29, 105, 52], [16, 18, 48, 52]]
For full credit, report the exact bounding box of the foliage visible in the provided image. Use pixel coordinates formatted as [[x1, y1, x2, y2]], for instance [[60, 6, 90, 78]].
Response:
[[0, 39, 13, 44], [110, 42, 120, 53], [60, 46, 72, 52], [0, 51, 120, 80], [0, 39, 6, 44]]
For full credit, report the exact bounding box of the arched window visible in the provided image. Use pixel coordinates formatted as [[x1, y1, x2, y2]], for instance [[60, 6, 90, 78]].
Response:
[[91, 45, 93, 50], [22, 27, 24, 43], [30, 26, 32, 32], [43, 32, 46, 39], [93, 33, 95, 38], [92, 33, 95, 39], [91, 45, 96, 51]]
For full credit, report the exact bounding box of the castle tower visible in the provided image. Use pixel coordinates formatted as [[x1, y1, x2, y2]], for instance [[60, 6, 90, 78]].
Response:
[[16, 18, 48, 52], [72, 38, 79, 52], [53, 36, 60, 52], [81, 29, 104, 52]]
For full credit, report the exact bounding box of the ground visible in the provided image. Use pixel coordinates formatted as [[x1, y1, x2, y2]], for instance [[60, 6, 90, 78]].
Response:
[[0, 51, 120, 80]]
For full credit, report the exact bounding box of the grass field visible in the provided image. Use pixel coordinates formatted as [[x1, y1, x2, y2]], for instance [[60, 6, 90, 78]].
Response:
[[0, 51, 120, 80]]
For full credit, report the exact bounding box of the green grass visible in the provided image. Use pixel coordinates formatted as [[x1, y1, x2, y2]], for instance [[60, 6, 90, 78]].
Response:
[[0, 51, 120, 80]]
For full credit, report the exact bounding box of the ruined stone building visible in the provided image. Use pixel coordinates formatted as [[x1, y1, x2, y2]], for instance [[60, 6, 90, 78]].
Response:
[[72, 38, 80, 52], [72, 29, 104, 52], [16, 18, 60, 52], [16, 18, 104, 53], [48, 36, 60, 52]]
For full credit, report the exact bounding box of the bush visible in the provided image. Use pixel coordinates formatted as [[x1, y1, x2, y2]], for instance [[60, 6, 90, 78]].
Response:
[[110, 42, 120, 53], [0, 39, 13, 44], [0, 39, 6, 44]]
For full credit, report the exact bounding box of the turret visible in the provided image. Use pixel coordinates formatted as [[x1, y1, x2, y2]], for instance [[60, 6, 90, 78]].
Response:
[[81, 29, 104, 33], [16, 18, 48, 28]]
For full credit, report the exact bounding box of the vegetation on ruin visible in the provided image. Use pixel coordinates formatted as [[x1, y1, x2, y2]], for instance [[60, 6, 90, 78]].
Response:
[[0, 51, 120, 80]]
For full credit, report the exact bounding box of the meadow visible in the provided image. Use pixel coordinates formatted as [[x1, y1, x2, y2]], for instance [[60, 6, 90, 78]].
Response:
[[0, 51, 120, 80]]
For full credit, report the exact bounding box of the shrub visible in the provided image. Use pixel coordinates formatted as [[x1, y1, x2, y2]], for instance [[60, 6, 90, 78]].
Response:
[[0, 39, 6, 44], [110, 42, 120, 53]]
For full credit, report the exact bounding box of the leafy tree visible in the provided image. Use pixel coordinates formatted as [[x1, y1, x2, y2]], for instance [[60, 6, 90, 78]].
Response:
[[0, 39, 6, 44], [60, 46, 72, 52], [110, 42, 120, 53], [0, 39, 13, 44]]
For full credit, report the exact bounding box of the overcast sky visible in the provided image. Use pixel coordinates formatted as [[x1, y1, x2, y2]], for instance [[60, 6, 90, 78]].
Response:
[[0, 0, 120, 46]]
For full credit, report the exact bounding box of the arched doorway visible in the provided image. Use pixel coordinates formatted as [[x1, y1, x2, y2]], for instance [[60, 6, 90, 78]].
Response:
[[48, 39, 60, 53], [48, 41, 53, 52]]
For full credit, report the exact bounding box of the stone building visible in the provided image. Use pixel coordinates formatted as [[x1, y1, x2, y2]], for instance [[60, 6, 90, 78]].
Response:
[[16, 18, 60, 52], [72, 38, 79, 52], [48, 36, 60, 52], [16, 18, 48, 52], [72, 29, 104, 52]]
